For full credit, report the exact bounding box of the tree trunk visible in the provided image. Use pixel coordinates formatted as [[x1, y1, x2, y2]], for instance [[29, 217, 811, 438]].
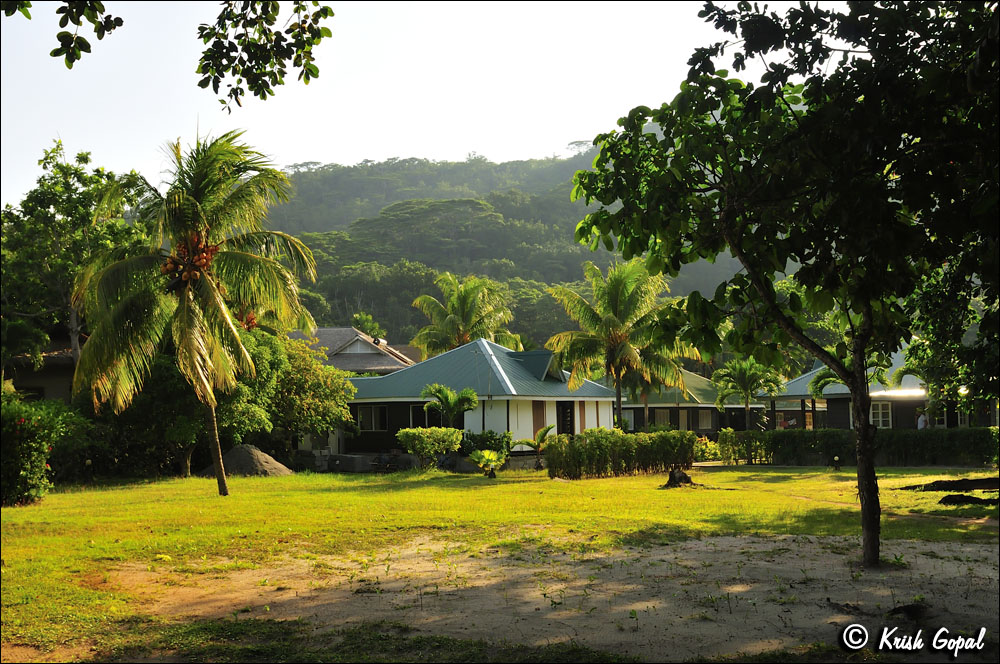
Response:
[[69, 304, 82, 365], [182, 442, 197, 478], [615, 381, 623, 429], [206, 404, 229, 496], [852, 386, 880, 567]]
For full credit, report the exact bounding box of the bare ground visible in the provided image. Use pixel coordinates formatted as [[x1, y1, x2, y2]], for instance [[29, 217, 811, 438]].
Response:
[[95, 535, 1000, 662]]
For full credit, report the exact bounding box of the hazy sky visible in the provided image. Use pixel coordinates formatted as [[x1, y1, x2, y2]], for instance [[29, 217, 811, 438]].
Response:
[[1, 1, 735, 206]]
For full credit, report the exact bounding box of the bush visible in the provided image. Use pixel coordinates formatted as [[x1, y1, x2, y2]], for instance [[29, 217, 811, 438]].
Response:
[[459, 429, 512, 456], [546, 428, 696, 479], [717, 426, 997, 467], [694, 435, 722, 462], [1, 391, 57, 505], [396, 427, 463, 467], [469, 449, 507, 475], [873, 427, 998, 467]]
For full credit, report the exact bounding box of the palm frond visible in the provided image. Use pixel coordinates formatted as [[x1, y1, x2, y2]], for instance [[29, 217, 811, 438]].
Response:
[[171, 290, 217, 406], [75, 251, 165, 317], [211, 251, 310, 333], [73, 288, 174, 412], [222, 231, 316, 281]]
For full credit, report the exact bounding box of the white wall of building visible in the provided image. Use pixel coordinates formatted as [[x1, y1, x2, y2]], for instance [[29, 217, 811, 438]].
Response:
[[598, 401, 613, 429], [545, 401, 557, 433], [511, 400, 534, 440], [461, 398, 615, 438]]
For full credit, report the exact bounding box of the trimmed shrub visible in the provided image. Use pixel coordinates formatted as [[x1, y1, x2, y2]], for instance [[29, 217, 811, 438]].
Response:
[[1, 392, 56, 505], [396, 427, 463, 467], [546, 428, 696, 479], [460, 429, 512, 456], [717, 426, 996, 467], [873, 427, 998, 467]]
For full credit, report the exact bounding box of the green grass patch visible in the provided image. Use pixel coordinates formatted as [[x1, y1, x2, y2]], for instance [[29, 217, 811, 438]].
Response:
[[2, 466, 996, 655]]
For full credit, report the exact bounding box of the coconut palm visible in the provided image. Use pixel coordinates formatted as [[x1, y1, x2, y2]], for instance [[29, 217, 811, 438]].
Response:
[[712, 357, 784, 431], [411, 272, 522, 359], [420, 383, 479, 429], [546, 261, 700, 426], [73, 131, 316, 496]]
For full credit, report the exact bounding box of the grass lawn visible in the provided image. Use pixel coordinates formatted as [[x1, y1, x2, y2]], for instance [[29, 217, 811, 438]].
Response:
[[2, 466, 997, 661]]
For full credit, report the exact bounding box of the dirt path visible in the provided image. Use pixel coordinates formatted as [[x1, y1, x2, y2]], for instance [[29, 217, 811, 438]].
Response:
[[106, 535, 999, 662]]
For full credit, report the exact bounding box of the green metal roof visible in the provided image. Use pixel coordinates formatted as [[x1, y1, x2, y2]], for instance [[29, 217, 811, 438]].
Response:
[[622, 369, 752, 407], [769, 350, 923, 400], [350, 339, 616, 401]]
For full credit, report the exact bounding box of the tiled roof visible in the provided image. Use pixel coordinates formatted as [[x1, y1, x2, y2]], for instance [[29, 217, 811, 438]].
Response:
[[351, 339, 615, 401]]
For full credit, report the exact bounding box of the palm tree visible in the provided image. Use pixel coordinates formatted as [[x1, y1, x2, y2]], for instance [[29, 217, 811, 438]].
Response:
[[546, 261, 700, 426], [712, 357, 783, 431], [73, 131, 316, 496], [411, 272, 522, 359], [523, 423, 554, 470], [420, 383, 479, 429]]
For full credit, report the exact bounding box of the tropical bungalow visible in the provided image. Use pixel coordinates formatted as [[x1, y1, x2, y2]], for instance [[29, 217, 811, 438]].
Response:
[[290, 326, 416, 375], [767, 353, 997, 430], [620, 369, 766, 436], [342, 338, 617, 454]]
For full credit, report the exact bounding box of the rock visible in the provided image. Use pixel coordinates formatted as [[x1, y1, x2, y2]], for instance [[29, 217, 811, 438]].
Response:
[[199, 444, 293, 477]]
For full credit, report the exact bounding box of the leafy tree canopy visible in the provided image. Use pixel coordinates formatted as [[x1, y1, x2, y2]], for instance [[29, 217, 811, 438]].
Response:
[[1, 0, 334, 110], [573, 1, 997, 566], [1, 141, 145, 369], [350, 311, 386, 339]]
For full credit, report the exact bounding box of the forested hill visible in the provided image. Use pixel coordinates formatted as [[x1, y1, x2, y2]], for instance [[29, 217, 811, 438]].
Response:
[[273, 151, 742, 346], [270, 150, 597, 234]]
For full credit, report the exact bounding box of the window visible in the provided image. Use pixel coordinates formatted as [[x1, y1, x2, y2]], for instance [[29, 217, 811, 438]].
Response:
[[805, 412, 814, 430], [957, 409, 969, 428], [934, 407, 947, 428], [653, 409, 671, 427], [621, 410, 635, 432], [410, 405, 426, 428], [358, 405, 387, 431], [870, 402, 891, 428], [698, 409, 712, 430]]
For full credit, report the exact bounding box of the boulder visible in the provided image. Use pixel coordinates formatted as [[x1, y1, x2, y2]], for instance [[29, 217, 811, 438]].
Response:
[[199, 444, 292, 477]]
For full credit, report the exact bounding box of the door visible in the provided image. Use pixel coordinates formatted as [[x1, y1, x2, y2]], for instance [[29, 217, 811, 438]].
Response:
[[556, 401, 575, 435]]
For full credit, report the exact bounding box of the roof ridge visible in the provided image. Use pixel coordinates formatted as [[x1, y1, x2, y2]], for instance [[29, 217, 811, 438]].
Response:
[[477, 338, 516, 396]]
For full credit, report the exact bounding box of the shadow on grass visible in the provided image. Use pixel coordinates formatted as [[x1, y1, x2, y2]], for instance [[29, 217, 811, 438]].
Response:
[[617, 501, 998, 548], [99, 617, 634, 663]]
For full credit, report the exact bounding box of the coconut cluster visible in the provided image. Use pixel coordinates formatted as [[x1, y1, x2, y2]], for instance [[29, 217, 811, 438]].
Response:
[[161, 232, 220, 284]]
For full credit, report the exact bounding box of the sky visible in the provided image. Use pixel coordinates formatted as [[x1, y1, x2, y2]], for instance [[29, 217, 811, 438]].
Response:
[[1, 1, 736, 206]]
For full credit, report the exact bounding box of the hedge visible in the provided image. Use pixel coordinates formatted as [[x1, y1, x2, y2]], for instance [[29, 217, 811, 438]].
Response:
[[459, 429, 512, 456], [546, 428, 696, 479], [396, 427, 463, 467], [716, 426, 998, 467]]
